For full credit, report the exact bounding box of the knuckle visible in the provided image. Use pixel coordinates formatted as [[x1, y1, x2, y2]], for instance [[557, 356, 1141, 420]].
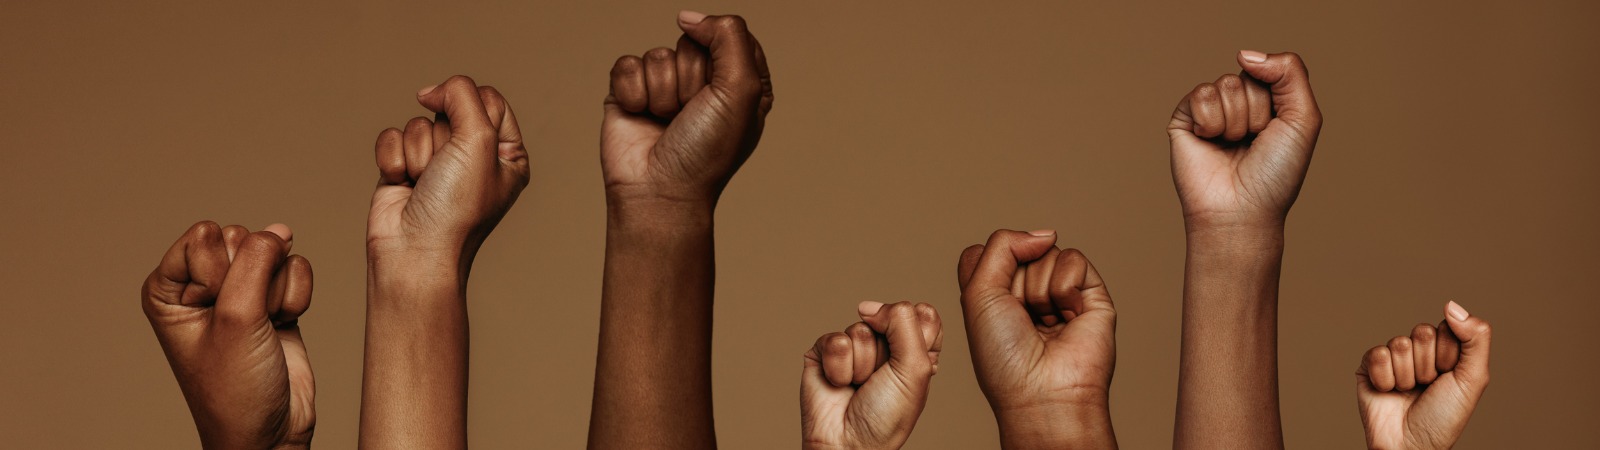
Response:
[[888, 302, 918, 320], [1366, 346, 1390, 364], [611, 56, 644, 75], [1193, 82, 1219, 99], [1059, 247, 1087, 263], [1216, 73, 1243, 90], [644, 47, 674, 61], [962, 244, 986, 257], [1389, 336, 1411, 351], [1412, 324, 1436, 342], [405, 116, 432, 131], [825, 334, 852, 354], [476, 86, 506, 104], [845, 322, 873, 339], [188, 220, 221, 237]]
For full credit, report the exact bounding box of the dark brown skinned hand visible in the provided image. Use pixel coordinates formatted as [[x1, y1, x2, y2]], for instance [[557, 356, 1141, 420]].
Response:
[[602, 10, 774, 205], [142, 222, 314, 450]]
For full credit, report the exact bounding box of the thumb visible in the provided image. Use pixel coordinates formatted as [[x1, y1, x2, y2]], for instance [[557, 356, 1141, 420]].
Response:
[[1442, 301, 1492, 389], [962, 229, 1057, 296], [857, 302, 933, 379], [416, 75, 495, 146], [1236, 50, 1320, 133], [676, 11, 762, 97]]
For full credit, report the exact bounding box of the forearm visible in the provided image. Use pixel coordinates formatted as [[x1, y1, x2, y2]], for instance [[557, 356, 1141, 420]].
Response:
[[1174, 224, 1285, 449], [359, 251, 471, 450], [588, 199, 718, 449], [995, 397, 1118, 450]]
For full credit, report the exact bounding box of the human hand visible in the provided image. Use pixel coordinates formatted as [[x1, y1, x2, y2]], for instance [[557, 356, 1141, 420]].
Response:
[[957, 230, 1118, 449], [802, 302, 942, 450], [601, 11, 773, 208], [1357, 302, 1492, 450], [370, 76, 529, 264], [142, 221, 314, 449], [1167, 51, 1321, 230]]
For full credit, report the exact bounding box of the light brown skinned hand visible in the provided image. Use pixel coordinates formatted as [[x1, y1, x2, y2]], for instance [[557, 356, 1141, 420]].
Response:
[[1357, 302, 1492, 450], [956, 230, 1119, 450], [801, 302, 943, 450]]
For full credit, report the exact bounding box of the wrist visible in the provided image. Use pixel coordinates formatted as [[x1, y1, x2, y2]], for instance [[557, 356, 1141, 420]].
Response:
[[367, 250, 470, 301], [994, 396, 1115, 450], [605, 189, 716, 233], [1185, 222, 1285, 254], [1183, 211, 1286, 235]]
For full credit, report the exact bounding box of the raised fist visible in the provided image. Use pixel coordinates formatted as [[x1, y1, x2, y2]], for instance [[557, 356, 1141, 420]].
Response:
[[142, 222, 315, 449], [957, 230, 1118, 448], [801, 302, 942, 450], [602, 11, 774, 207], [1167, 51, 1322, 229], [1357, 302, 1492, 450], [370, 75, 529, 258]]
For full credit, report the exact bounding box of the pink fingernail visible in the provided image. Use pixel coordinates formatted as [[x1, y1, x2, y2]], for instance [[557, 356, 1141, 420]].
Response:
[[1446, 301, 1469, 322], [1028, 229, 1056, 237], [858, 301, 885, 317], [1240, 50, 1268, 63], [678, 10, 708, 25], [417, 84, 438, 97]]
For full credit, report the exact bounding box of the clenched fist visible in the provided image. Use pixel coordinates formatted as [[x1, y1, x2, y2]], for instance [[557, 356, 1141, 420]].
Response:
[[1357, 302, 1492, 450], [802, 302, 943, 450], [143, 222, 315, 449], [957, 230, 1118, 449], [370, 75, 530, 261], [1168, 51, 1322, 230], [602, 10, 773, 207]]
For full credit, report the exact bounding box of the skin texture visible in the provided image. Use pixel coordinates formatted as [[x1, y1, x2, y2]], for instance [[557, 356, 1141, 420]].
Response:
[[360, 76, 530, 450], [143, 221, 315, 450], [1167, 50, 1322, 450], [956, 230, 1119, 450], [1356, 302, 1492, 450], [801, 302, 943, 450], [587, 10, 772, 450]]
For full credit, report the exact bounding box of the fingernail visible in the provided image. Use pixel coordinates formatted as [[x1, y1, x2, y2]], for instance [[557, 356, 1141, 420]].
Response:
[[1240, 50, 1268, 63], [1446, 301, 1470, 322], [417, 84, 438, 97], [263, 223, 293, 249], [678, 10, 708, 25], [858, 301, 885, 317], [1028, 229, 1056, 237]]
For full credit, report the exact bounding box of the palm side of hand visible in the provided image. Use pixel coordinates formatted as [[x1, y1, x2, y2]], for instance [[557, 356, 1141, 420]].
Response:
[[1356, 306, 1492, 450], [1169, 126, 1311, 223], [369, 77, 528, 250], [1359, 371, 1476, 450], [600, 87, 758, 194], [370, 140, 496, 243], [1166, 51, 1321, 227], [802, 302, 940, 450], [804, 362, 926, 449], [144, 222, 314, 448], [600, 13, 772, 203], [973, 291, 1116, 406]]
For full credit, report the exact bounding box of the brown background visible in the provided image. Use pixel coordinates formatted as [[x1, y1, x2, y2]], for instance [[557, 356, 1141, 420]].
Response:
[[2, 0, 1596, 448]]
